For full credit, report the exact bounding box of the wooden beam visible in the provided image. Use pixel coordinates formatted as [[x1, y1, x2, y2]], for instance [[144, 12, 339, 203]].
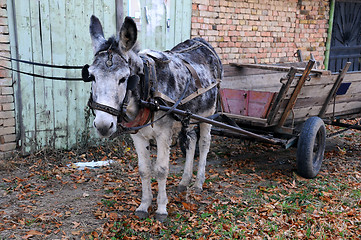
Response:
[[115, 0, 124, 32], [318, 62, 351, 118], [276, 60, 315, 128], [231, 62, 330, 75], [267, 67, 297, 126]]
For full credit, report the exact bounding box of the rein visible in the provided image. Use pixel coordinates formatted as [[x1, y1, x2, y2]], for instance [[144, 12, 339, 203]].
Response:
[[0, 55, 84, 81]]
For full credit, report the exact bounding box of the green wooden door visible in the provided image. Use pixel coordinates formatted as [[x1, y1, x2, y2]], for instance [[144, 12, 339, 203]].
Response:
[[8, 0, 191, 154], [8, 0, 117, 154], [123, 0, 192, 51]]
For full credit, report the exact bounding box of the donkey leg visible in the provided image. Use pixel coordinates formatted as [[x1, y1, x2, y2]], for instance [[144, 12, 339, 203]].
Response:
[[154, 130, 172, 222], [131, 135, 152, 219], [194, 123, 212, 191], [178, 129, 197, 192]]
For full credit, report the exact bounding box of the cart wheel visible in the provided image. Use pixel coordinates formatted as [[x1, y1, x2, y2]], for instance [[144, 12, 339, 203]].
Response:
[[297, 116, 326, 179]]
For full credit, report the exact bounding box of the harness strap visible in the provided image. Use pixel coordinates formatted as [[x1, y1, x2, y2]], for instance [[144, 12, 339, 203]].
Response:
[[153, 79, 221, 105], [180, 80, 220, 105], [153, 91, 175, 104], [182, 59, 202, 88], [87, 93, 131, 122]]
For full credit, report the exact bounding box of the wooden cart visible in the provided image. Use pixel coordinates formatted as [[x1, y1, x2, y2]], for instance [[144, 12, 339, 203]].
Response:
[[216, 60, 361, 178]]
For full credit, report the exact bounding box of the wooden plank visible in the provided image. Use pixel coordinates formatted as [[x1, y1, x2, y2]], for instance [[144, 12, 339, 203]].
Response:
[[48, 0, 68, 149], [80, 0, 96, 144], [272, 100, 361, 125], [39, 0, 55, 148], [276, 60, 315, 128], [66, 0, 79, 148], [267, 67, 297, 125], [16, 0, 37, 154], [154, 0, 165, 50], [231, 62, 330, 75], [319, 62, 351, 118], [116, 0, 124, 32], [181, 0, 192, 42], [30, 0, 50, 149], [92, 0, 104, 26], [174, 0, 183, 46], [220, 113, 269, 126], [223, 64, 281, 77], [221, 72, 286, 92], [341, 71, 361, 82], [280, 79, 361, 105], [275, 95, 361, 112], [165, 0, 174, 50], [103, 0, 117, 37]]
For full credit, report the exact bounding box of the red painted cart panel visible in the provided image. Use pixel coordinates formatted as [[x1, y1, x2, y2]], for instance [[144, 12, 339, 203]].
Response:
[[220, 89, 276, 119]]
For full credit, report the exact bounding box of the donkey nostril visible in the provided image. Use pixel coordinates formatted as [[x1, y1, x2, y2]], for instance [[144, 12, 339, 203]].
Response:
[[94, 122, 97, 128], [109, 122, 114, 129]]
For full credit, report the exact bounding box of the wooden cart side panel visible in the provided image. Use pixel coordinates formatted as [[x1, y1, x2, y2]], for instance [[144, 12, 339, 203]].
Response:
[[223, 64, 281, 77], [219, 89, 276, 119], [221, 72, 286, 92], [221, 64, 361, 127], [272, 101, 361, 124], [269, 66, 361, 124]]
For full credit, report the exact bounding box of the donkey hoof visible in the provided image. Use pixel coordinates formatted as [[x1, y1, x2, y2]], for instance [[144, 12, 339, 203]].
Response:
[[155, 213, 168, 222], [177, 185, 187, 193], [135, 210, 149, 219]]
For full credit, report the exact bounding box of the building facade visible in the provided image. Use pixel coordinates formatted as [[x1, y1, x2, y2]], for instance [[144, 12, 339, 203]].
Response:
[[0, 0, 348, 157]]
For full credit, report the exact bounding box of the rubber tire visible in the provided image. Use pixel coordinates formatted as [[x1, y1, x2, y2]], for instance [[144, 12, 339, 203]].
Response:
[[296, 117, 326, 179]]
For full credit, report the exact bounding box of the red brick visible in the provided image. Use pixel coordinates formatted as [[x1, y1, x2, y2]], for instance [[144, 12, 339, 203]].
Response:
[[191, 0, 328, 68], [0, 142, 16, 152]]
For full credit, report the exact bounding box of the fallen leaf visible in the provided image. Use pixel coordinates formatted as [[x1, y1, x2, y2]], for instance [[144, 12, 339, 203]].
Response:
[[108, 212, 119, 221], [22, 230, 43, 239], [182, 202, 198, 211], [72, 221, 81, 229]]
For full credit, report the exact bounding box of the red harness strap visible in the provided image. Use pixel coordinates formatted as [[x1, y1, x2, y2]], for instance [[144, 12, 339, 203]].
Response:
[[122, 107, 152, 128]]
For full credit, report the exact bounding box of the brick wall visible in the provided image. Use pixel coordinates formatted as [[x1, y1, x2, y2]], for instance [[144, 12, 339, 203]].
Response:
[[191, 0, 329, 67], [0, 1, 16, 158]]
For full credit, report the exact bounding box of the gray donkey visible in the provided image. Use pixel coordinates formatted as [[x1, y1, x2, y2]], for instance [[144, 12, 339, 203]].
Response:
[[83, 15, 222, 221]]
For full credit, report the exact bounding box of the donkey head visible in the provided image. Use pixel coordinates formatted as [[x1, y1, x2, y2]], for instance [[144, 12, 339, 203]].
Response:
[[83, 16, 143, 137]]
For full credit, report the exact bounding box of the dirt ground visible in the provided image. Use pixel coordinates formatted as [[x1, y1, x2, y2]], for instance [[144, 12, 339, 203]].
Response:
[[0, 126, 360, 239]]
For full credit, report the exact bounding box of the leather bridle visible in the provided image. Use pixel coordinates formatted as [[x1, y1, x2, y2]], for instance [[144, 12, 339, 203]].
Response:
[[83, 46, 139, 125]]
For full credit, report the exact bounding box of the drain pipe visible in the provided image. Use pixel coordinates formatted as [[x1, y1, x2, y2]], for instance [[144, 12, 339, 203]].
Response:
[[324, 0, 335, 70]]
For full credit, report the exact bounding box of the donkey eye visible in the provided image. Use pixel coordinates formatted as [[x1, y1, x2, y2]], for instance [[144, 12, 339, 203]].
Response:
[[118, 77, 126, 85]]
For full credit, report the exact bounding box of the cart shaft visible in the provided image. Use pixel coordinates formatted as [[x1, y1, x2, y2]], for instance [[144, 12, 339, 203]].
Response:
[[140, 100, 283, 145]]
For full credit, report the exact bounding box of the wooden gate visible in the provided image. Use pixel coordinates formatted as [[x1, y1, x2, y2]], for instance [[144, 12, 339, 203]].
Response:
[[8, 0, 191, 154], [122, 0, 192, 50], [8, 0, 117, 154]]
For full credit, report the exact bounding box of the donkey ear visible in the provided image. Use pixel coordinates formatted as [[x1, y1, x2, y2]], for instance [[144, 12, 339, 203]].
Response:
[[119, 16, 137, 52], [89, 15, 106, 54]]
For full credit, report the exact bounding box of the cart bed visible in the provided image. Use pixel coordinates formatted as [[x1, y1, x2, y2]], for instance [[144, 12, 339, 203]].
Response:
[[220, 61, 361, 130]]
